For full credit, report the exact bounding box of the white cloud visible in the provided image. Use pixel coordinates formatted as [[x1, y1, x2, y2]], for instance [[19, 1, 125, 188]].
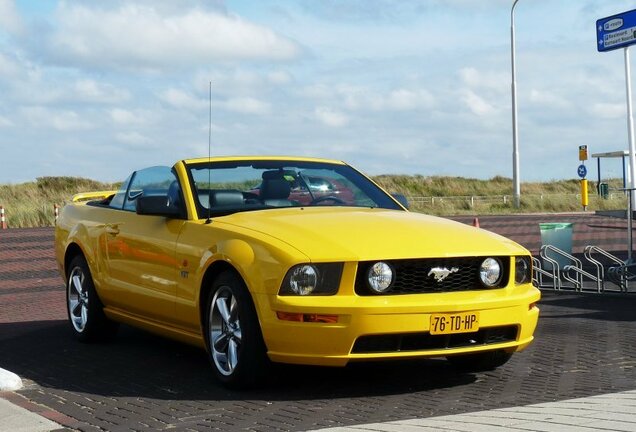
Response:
[[268, 70, 292, 85], [330, 85, 434, 112], [460, 90, 496, 116], [21, 107, 92, 131], [314, 107, 349, 127], [529, 89, 570, 109], [159, 88, 207, 110], [0, 115, 13, 127], [0, 0, 24, 35], [459, 67, 507, 92], [300, 83, 333, 99], [74, 80, 130, 104], [223, 97, 271, 115], [384, 89, 434, 111], [115, 131, 151, 147], [110, 108, 149, 125], [0, 52, 21, 77], [47, 4, 301, 69], [588, 103, 625, 119]]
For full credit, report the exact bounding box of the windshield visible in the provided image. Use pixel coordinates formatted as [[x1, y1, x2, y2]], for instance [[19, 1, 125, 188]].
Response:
[[185, 160, 402, 217]]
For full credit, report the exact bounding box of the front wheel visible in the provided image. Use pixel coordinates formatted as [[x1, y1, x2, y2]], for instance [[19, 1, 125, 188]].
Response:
[[446, 350, 513, 372], [66, 255, 118, 342], [205, 271, 268, 388]]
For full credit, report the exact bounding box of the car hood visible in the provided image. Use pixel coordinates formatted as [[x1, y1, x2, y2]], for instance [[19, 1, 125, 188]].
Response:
[[215, 207, 528, 261]]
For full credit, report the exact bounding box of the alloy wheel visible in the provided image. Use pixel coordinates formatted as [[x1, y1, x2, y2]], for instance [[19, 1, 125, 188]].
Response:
[[68, 266, 89, 332], [209, 286, 242, 376]]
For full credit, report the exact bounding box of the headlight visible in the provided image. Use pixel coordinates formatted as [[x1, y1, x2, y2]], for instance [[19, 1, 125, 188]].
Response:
[[280, 263, 343, 296], [515, 256, 531, 284], [479, 257, 502, 287], [367, 261, 394, 293], [289, 265, 317, 295]]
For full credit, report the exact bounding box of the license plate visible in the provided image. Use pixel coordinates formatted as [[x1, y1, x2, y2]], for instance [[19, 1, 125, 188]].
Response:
[[430, 312, 479, 335]]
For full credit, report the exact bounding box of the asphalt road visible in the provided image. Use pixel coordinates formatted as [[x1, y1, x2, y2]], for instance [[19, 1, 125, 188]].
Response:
[[1, 220, 636, 431]]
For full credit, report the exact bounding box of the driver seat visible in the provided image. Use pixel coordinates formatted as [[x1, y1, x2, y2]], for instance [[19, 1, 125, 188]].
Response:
[[260, 171, 293, 207]]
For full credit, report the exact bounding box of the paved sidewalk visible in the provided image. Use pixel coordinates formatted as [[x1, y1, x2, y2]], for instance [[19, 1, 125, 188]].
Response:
[[311, 390, 636, 431], [0, 397, 60, 432], [3, 388, 636, 432]]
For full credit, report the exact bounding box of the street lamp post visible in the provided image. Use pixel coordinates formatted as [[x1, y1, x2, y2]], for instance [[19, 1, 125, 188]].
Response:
[[511, 0, 521, 208]]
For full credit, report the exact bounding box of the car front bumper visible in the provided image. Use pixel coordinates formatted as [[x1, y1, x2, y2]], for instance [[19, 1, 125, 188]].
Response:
[[255, 284, 541, 367]]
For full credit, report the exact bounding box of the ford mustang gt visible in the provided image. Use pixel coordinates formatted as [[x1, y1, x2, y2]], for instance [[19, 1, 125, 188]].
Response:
[[55, 156, 540, 388]]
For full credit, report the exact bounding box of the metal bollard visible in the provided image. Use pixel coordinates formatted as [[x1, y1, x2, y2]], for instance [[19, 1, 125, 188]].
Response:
[[0, 206, 6, 229]]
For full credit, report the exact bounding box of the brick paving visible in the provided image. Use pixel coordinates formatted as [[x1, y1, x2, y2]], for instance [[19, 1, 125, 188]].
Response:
[[1, 214, 636, 431]]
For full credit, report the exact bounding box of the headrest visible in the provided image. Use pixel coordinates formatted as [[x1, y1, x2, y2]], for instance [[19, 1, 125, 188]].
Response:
[[262, 170, 285, 180], [209, 190, 244, 207], [261, 179, 291, 200]]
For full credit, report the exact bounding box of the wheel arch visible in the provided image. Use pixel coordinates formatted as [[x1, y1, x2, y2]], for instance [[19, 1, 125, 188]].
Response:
[[199, 260, 248, 330], [64, 242, 86, 277]]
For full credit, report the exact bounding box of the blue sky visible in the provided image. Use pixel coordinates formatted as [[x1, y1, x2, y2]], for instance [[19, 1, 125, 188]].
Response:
[[0, 0, 634, 183]]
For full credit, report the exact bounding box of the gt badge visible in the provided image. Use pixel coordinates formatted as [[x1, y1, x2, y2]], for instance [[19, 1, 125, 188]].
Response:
[[428, 267, 459, 282]]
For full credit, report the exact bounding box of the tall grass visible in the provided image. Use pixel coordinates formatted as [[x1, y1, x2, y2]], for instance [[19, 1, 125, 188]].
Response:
[[0, 175, 628, 228], [0, 177, 117, 228]]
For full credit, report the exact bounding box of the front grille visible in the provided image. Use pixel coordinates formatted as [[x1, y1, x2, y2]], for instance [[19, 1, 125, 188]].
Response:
[[351, 325, 518, 354], [355, 257, 509, 295]]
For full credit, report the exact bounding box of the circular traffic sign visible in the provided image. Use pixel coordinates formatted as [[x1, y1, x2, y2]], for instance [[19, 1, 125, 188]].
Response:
[[577, 164, 587, 178]]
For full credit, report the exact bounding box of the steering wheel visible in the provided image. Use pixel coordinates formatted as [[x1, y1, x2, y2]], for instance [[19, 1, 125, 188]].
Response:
[[309, 195, 345, 205]]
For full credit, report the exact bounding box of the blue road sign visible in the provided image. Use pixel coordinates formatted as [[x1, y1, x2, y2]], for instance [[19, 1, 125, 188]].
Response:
[[597, 9, 636, 52], [577, 164, 587, 178]]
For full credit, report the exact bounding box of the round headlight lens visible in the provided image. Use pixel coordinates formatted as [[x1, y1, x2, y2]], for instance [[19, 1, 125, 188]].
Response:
[[289, 265, 318, 295], [515, 256, 530, 284], [367, 262, 394, 293], [479, 258, 502, 287]]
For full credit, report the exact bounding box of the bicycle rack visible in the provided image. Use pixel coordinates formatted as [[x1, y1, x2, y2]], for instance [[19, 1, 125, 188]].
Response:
[[607, 262, 636, 292], [584, 246, 627, 293], [534, 244, 629, 293]]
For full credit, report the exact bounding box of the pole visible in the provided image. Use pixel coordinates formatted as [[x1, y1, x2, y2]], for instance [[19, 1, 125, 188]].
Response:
[[628, 190, 633, 262], [511, 0, 521, 208], [625, 47, 636, 261], [0, 206, 6, 229]]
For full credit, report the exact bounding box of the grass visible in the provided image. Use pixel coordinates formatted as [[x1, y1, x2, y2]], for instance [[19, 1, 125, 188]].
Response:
[[0, 175, 628, 228], [371, 176, 627, 216], [0, 177, 118, 228]]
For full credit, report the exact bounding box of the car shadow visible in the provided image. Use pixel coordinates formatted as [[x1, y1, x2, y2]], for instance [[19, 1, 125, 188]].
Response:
[[0, 320, 476, 402]]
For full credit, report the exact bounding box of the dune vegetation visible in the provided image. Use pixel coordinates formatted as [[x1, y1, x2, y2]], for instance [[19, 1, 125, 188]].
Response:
[[0, 175, 627, 228]]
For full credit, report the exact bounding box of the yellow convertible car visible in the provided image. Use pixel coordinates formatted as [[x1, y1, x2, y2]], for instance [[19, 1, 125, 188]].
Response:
[[55, 156, 540, 387]]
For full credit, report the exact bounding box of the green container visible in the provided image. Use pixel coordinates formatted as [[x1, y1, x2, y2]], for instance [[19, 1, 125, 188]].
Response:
[[599, 182, 609, 199], [539, 223, 573, 270]]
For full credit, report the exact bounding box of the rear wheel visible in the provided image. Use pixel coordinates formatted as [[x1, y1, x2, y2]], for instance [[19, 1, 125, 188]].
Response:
[[205, 271, 268, 388], [446, 350, 513, 372], [66, 255, 118, 342]]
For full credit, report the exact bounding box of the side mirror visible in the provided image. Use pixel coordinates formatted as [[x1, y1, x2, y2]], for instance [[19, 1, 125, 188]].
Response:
[[391, 193, 409, 209], [136, 195, 182, 217]]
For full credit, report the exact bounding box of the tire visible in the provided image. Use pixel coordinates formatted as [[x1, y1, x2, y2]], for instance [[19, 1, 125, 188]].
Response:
[[446, 350, 513, 372], [205, 271, 268, 388], [66, 255, 118, 342]]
